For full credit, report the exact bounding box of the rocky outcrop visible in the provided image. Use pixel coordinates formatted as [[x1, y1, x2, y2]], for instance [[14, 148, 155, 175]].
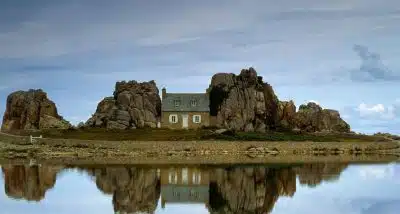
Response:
[[208, 167, 296, 214], [1, 89, 71, 131], [85, 166, 160, 213], [208, 68, 280, 132], [1, 165, 62, 201], [294, 102, 350, 132], [85, 97, 116, 128], [85, 80, 162, 129], [277, 100, 297, 130], [208, 68, 351, 133]]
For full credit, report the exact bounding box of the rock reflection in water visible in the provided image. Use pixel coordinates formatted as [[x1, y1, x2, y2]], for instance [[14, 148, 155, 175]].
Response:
[[208, 164, 348, 214], [294, 163, 348, 187], [1, 163, 349, 213], [84, 167, 160, 214], [1, 164, 62, 201], [208, 167, 296, 214]]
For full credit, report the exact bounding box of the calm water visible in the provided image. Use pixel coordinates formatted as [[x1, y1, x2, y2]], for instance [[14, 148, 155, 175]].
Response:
[[0, 163, 399, 214]]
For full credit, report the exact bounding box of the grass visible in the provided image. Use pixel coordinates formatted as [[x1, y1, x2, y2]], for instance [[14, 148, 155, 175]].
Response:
[[3, 127, 393, 142], [373, 132, 400, 140], [1, 128, 399, 165], [204, 131, 393, 142]]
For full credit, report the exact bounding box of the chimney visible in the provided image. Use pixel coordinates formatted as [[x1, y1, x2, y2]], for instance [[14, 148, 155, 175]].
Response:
[[162, 87, 167, 99]]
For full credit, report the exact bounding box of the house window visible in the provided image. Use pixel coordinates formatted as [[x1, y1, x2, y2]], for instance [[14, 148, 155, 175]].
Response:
[[190, 99, 197, 106], [174, 100, 180, 107], [169, 114, 178, 123], [193, 115, 201, 123]]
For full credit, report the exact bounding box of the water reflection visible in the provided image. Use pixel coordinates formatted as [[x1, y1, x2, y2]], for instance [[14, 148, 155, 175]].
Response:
[[294, 163, 348, 187], [2, 165, 62, 201], [0, 163, 354, 213], [159, 168, 209, 208], [85, 167, 160, 213], [208, 164, 347, 214], [209, 167, 296, 213]]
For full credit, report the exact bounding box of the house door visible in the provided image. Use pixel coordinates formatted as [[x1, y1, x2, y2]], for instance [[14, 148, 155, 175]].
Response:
[[182, 114, 189, 128]]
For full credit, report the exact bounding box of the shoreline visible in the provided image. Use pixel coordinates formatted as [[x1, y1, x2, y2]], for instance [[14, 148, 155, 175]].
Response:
[[0, 153, 398, 165], [1, 131, 399, 164]]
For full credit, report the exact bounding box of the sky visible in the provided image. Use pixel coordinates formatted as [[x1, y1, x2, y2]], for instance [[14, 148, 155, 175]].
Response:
[[0, 163, 400, 214], [0, 0, 399, 134]]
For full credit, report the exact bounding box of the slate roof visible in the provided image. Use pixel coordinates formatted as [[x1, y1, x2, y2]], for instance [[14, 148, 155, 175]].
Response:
[[162, 93, 209, 112]]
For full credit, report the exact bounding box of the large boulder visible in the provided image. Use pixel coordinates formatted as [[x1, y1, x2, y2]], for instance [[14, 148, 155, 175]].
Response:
[[85, 80, 161, 129], [277, 100, 297, 130], [208, 67, 280, 132], [294, 102, 350, 132], [1, 89, 71, 131]]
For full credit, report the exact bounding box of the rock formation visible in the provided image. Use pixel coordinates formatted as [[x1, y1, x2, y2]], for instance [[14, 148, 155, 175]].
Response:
[[294, 102, 350, 133], [1, 89, 71, 131], [277, 100, 297, 130], [85, 80, 161, 129], [208, 67, 351, 133], [85, 166, 160, 213], [208, 68, 280, 132], [1, 165, 62, 201]]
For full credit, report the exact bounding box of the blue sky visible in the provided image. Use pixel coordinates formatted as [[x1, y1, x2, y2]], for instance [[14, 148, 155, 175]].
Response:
[[1, 164, 400, 213], [0, 0, 399, 134]]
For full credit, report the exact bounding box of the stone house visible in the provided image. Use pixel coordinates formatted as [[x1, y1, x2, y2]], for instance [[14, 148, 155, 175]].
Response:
[[161, 88, 210, 129]]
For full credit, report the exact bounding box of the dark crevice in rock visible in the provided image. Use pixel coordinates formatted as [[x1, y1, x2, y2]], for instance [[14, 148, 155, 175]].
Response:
[[209, 84, 230, 117]]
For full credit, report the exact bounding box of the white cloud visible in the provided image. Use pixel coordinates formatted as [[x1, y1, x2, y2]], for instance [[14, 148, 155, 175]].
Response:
[[357, 103, 385, 114], [355, 103, 397, 120], [340, 99, 400, 134]]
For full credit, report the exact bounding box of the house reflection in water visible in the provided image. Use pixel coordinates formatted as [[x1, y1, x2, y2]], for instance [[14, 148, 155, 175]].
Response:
[[160, 167, 209, 208]]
